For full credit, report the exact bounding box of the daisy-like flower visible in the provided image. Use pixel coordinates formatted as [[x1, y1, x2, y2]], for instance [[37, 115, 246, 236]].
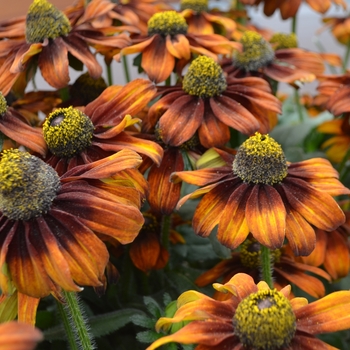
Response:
[[0, 0, 131, 95], [180, 0, 237, 38], [322, 15, 350, 46], [115, 10, 240, 83], [240, 0, 346, 20], [145, 56, 281, 148], [147, 273, 350, 350], [172, 133, 350, 255], [222, 30, 324, 84], [0, 148, 145, 298], [0, 91, 47, 156], [196, 238, 331, 299], [42, 79, 162, 177]]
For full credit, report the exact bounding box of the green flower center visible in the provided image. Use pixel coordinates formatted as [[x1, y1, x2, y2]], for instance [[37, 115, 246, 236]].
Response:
[[233, 289, 296, 350], [234, 31, 274, 71], [182, 56, 227, 98], [0, 149, 60, 221], [240, 238, 281, 269], [43, 106, 95, 158], [180, 0, 208, 12], [232, 132, 288, 185], [270, 33, 298, 50], [26, 0, 71, 43], [148, 11, 188, 37], [0, 92, 8, 116]]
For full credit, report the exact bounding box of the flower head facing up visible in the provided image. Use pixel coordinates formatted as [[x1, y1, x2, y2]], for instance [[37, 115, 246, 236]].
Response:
[[0, 93, 8, 116], [180, 0, 209, 13], [147, 11, 188, 37], [0, 149, 60, 221], [43, 106, 94, 158], [232, 132, 288, 185], [235, 31, 275, 72], [270, 32, 298, 50], [25, 0, 71, 43], [233, 288, 296, 349], [182, 56, 227, 98]]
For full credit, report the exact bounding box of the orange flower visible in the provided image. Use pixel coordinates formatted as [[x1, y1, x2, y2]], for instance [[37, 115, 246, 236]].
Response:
[[0, 148, 144, 298], [147, 273, 350, 350], [222, 30, 324, 84], [115, 10, 240, 83], [196, 237, 331, 299], [172, 133, 349, 256], [0, 0, 131, 95], [145, 56, 281, 148], [42, 79, 162, 177], [240, 0, 346, 20], [323, 15, 350, 45]]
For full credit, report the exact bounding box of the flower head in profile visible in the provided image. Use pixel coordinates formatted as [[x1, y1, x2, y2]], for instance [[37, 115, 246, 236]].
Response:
[[172, 133, 349, 255], [222, 30, 324, 84], [115, 10, 240, 83], [0, 0, 131, 95], [0, 148, 144, 298], [145, 56, 281, 148], [147, 273, 350, 350]]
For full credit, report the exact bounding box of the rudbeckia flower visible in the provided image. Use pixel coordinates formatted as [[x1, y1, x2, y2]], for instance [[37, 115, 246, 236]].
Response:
[[172, 133, 350, 255], [196, 238, 331, 299], [240, 0, 346, 20], [147, 273, 350, 350], [42, 79, 163, 177], [0, 91, 47, 156], [222, 30, 324, 84], [145, 56, 281, 148], [115, 10, 240, 83], [0, 0, 131, 95], [0, 148, 144, 298]]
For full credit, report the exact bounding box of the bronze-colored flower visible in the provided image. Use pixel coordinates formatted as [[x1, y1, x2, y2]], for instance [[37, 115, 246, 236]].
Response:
[[145, 56, 281, 148], [240, 0, 346, 20], [0, 0, 131, 95], [115, 10, 240, 83], [0, 148, 145, 298], [222, 30, 324, 84], [196, 238, 331, 299], [172, 133, 349, 255], [322, 15, 350, 46], [147, 273, 350, 350]]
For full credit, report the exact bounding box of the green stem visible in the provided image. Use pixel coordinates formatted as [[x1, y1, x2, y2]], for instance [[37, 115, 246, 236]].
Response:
[[122, 55, 131, 83], [106, 63, 113, 86], [342, 40, 350, 72], [59, 87, 70, 102], [60, 291, 95, 350], [294, 89, 304, 122], [338, 147, 350, 180], [291, 15, 297, 34], [260, 245, 273, 289], [165, 75, 171, 86], [161, 215, 171, 251]]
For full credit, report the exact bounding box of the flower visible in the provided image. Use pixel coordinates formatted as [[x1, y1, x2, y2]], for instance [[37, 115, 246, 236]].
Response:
[[240, 0, 346, 20], [196, 238, 331, 299], [322, 15, 350, 46], [0, 91, 47, 156], [145, 56, 281, 148], [222, 30, 324, 84], [0, 0, 131, 95], [42, 79, 163, 177], [0, 148, 145, 298], [115, 10, 240, 83], [172, 133, 350, 255], [147, 273, 350, 350]]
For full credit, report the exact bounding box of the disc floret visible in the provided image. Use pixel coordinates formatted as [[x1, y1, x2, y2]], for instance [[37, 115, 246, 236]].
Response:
[[148, 11, 188, 37], [180, 0, 209, 13], [182, 56, 227, 98], [270, 33, 298, 50], [0, 92, 8, 116], [233, 289, 296, 350], [0, 149, 60, 221], [232, 132, 288, 185]]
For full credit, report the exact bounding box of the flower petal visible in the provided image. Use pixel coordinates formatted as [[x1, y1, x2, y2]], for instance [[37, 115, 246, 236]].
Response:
[[17, 293, 40, 326]]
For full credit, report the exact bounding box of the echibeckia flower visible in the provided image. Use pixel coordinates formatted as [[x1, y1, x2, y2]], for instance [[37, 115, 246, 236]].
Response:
[[322, 15, 350, 46], [115, 10, 240, 83], [0, 148, 144, 298], [0, 0, 131, 95], [147, 273, 350, 350], [196, 238, 331, 299], [222, 31, 324, 84], [145, 56, 281, 148], [0, 91, 47, 156], [240, 0, 346, 19], [172, 133, 350, 255], [42, 79, 162, 177], [180, 0, 236, 37]]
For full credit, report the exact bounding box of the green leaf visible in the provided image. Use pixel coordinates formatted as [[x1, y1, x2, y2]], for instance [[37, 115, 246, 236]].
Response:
[[130, 314, 155, 328]]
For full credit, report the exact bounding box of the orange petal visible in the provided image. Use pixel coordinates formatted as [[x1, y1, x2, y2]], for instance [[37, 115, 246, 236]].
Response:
[[300, 228, 327, 266], [166, 34, 190, 60], [17, 293, 40, 326]]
